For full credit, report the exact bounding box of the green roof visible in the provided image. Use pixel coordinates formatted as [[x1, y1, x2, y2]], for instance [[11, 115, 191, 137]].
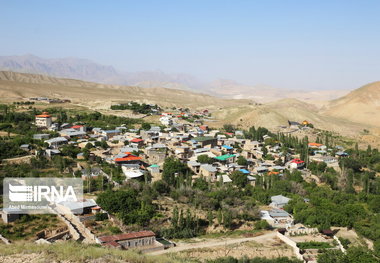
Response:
[[193, 136, 215, 142], [214, 154, 236, 161]]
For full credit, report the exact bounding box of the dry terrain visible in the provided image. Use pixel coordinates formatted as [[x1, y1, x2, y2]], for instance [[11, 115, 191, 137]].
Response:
[[0, 71, 251, 110], [1, 71, 379, 147], [152, 231, 295, 261]]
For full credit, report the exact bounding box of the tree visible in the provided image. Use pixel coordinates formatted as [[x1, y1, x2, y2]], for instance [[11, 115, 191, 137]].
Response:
[[230, 170, 247, 188], [237, 156, 248, 166], [254, 220, 271, 230], [141, 123, 151, 130], [197, 154, 213, 164], [162, 157, 191, 185], [152, 180, 170, 194], [193, 177, 209, 191]]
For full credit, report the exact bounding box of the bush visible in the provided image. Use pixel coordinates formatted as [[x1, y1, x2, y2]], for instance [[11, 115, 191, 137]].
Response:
[[95, 213, 108, 221], [254, 220, 271, 230]]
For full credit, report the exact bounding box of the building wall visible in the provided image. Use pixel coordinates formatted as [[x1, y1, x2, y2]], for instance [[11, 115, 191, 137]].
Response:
[[119, 236, 155, 248], [36, 117, 52, 128]]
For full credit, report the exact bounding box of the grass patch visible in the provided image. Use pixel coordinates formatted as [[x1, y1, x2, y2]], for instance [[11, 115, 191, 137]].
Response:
[[0, 241, 194, 262], [0, 214, 64, 241], [297, 241, 334, 249]]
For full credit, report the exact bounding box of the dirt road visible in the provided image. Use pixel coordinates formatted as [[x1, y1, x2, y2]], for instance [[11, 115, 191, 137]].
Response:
[[149, 231, 278, 255]]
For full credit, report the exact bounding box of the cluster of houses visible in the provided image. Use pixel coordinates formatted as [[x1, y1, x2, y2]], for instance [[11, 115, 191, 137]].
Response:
[[30, 112, 351, 187], [29, 97, 71, 104], [1, 112, 352, 252]]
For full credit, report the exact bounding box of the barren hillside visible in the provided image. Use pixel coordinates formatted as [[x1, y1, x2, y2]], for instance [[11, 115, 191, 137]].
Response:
[[210, 98, 369, 136], [322, 81, 380, 127], [0, 71, 252, 110]]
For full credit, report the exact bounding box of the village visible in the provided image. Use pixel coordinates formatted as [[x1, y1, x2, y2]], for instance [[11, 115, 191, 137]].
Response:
[[0, 103, 355, 263]]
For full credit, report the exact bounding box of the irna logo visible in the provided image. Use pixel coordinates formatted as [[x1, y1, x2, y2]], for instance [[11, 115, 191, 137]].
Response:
[[9, 184, 77, 202]]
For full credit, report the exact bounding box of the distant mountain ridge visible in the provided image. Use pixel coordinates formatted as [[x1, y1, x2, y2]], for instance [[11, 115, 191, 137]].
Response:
[[0, 54, 203, 90], [0, 54, 350, 103]]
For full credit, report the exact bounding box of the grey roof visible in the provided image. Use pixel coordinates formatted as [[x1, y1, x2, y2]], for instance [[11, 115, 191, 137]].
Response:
[[103, 130, 120, 134], [188, 161, 201, 167], [58, 199, 97, 212], [46, 137, 68, 144], [201, 164, 217, 172], [271, 195, 291, 205], [120, 146, 139, 153], [247, 175, 256, 181], [257, 167, 268, 172], [33, 134, 50, 139], [152, 143, 166, 148], [269, 209, 290, 218]]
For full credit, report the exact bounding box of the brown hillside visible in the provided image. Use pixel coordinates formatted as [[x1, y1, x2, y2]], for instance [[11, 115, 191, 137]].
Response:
[[322, 81, 380, 127], [0, 71, 252, 110]]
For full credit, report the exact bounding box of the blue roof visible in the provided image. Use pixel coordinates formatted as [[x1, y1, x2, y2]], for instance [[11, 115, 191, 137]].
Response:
[[239, 169, 250, 174], [222, 145, 233, 150]]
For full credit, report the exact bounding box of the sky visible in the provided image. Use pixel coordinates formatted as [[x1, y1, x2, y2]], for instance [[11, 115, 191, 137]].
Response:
[[1, 0, 380, 90]]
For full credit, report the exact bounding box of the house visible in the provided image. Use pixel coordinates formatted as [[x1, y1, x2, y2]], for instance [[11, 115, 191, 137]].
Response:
[[288, 120, 300, 129], [145, 144, 167, 164], [218, 174, 232, 183], [140, 130, 160, 141], [130, 138, 144, 148], [147, 164, 160, 180], [200, 164, 218, 180], [192, 136, 217, 148], [308, 142, 324, 149], [270, 195, 291, 209], [81, 167, 103, 180], [174, 146, 191, 159], [45, 149, 61, 158], [59, 128, 87, 138], [45, 137, 68, 148], [260, 209, 293, 227], [101, 130, 121, 140], [20, 144, 31, 151], [221, 145, 234, 153], [1, 208, 22, 224], [114, 153, 142, 165], [56, 199, 97, 215], [70, 125, 86, 132], [122, 166, 145, 180], [33, 134, 50, 140], [35, 112, 52, 128], [310, 155, 337, 164], [98, 231, 163, 251], [288, 158, 305, 169], [187, 161, 201, 174], [335, 151, 349, 157], [160, 116, 173, 126], [214, 154, 236, 163]]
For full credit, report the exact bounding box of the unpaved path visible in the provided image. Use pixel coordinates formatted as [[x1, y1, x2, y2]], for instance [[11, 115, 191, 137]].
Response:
[[149, 231, 277, 255]]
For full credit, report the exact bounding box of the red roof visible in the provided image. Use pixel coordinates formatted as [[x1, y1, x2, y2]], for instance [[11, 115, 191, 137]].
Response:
[[71, 125, 83, 129], [291, 158, 305, 164], [102, 241, 122, 248], [36, 114, 51, 118], [130, 138, 143, 143], [308, 143, 323, 147], [115, 154, 142, 162], [99, 231, 155, 243]]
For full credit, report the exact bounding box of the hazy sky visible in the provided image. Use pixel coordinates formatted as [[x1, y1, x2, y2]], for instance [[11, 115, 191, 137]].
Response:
[[1, 0, 380, 90]]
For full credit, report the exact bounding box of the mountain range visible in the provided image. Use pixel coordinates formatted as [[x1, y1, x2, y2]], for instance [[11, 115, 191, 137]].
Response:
[[0, 55, 349, 103]]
